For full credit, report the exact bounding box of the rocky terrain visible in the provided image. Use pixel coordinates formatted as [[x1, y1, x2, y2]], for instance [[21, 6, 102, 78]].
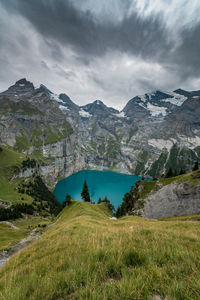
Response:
[[0, 78, 200, 186], [141, 180, 200, 218], [138, 170, 200, 218]]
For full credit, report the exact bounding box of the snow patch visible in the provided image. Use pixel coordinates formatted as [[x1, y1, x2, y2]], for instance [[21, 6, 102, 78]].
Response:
[[19, 84, 25, 87], [138, 95, 147, 103], [138, 102, 147, 110], [59, 105, 69, 112], [161, 92, 187, 106], [147, 103, 167, 117], [147, 92, 155, 100], [50, 93, 65, 105], [114, 111, 126, 118], [148, 139, 173, 151], [79, 109, 92, 118]]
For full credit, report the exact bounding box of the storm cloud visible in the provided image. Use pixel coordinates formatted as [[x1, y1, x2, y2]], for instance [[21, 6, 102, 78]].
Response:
[[0, 0, 200, 109]]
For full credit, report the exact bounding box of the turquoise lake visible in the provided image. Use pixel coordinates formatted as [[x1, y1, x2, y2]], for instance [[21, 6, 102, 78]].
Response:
[[54, 170, 147, 209]]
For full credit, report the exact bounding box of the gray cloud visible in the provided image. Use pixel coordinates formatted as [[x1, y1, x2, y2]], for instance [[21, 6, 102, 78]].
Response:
[[0, 0, 171, 59], [0, 0, 200, 109], [172, 22, 200, 78]]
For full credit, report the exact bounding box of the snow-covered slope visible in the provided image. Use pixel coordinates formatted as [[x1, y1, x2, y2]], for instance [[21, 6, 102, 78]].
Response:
[[123, 90, 188, 119]]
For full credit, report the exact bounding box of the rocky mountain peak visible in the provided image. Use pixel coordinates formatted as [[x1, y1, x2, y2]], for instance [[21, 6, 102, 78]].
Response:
[[80, 99, 119, 117], [14, 78, 34, 90], [173, 88, 200, 98], [0, 78, 35, 99], [173, 89, 190, 97], [59, 93, 79, 112], [93, 100, 104, 105], [122, 89, 190, 120], [40, 84, 53, 95], [0, 78, 200, 181]]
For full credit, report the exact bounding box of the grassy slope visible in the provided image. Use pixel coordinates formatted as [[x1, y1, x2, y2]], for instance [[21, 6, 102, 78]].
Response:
[[0, 223, 26, 251], [0, 146, 33, 204], [0, 201, 199, 300], [0, 216, 50, 251], [0, 146, 54, 250], [0, 145, 26, 168]]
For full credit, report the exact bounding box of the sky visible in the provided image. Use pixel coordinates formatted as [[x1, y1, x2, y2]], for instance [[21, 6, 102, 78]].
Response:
[[0, 0, 200, 110]]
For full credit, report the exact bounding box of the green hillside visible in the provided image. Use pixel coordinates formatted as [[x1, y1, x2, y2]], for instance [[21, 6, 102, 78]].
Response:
[[0, 146, 33, 205], [0, 146, 61, 250], [0, 97, 73, 152], [0, 201, 199, 300]]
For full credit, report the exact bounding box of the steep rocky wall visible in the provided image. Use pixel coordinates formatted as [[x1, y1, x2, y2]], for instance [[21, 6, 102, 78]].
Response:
[[140, 181, 200, 218], [37, 135, 133, 187]]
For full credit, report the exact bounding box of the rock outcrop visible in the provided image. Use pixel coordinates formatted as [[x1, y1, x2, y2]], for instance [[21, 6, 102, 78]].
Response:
[[139, 180, 200, 219]]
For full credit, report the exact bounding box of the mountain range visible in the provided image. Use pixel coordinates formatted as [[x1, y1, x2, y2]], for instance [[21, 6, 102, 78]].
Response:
[[0, 78, 200, 185]]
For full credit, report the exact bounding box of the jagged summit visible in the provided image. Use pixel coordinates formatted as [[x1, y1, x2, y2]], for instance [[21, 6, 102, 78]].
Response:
[[173, 88, 200, 98], [1, 78, 198, 117], [122, 89, 189, 119], [59, 93, 79, 111], [40, 84, 53, 95], [0, 78, 200, 179], [15, 78, 34, 87], [80, 99, 119, 117], [0, 78, 34, 98]]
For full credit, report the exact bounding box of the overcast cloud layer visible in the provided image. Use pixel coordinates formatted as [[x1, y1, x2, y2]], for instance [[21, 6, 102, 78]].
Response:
[[0, 0, 200, 109]]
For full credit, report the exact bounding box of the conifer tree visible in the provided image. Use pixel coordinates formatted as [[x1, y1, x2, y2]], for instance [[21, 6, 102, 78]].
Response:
[[192, 161, 199, 171], [179, 168, 185, 175], [97, 197, 102, 204], [165, 167, 174, 178], [65, 194, 71, 206], [81, 180, 91, 202]]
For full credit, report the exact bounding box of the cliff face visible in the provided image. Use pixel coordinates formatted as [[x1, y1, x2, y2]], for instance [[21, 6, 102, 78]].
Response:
[[137, 173, 200, 218], [0, 79, 200, 186]]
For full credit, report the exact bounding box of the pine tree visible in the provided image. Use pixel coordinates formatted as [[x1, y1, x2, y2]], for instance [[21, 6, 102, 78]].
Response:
[[165, 167, 174, 178], [65, 194, 71, 206], [179, 168, 185, 175], [97, 197, 102, 204], [81, 180, 90, 202], [192, 161, 199, 171]]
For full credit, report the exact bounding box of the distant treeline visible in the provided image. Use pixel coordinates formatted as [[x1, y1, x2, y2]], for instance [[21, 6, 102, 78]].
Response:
[[116, 180, 142, 217], [18, 175, 62, 215], [0, 203, 34, 221]]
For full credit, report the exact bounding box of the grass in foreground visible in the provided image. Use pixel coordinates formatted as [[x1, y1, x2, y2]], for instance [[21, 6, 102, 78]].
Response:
[[0, 201, 200, 300]]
